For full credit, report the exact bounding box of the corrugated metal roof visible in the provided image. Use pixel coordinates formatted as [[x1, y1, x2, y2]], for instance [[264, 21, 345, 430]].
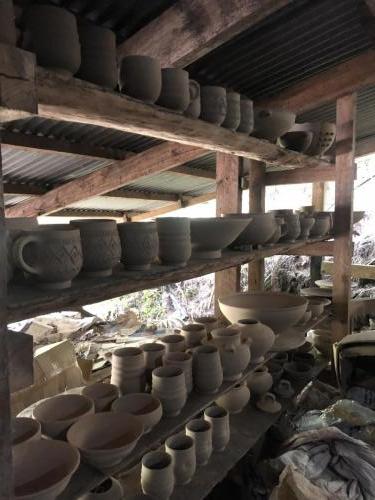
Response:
[[126, 171, 215, 195], [4, 193, 33, 206], [69, 196, 167, 212]]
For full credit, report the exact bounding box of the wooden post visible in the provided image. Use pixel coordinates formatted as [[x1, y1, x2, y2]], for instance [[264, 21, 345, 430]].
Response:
[[310, 182, 325, 282], [248, 160, 265, 290], [332, 94, 357, 342]]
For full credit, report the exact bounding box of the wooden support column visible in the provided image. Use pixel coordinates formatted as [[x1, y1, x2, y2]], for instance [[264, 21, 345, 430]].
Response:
[[310, 182, 325, 282], [248, 160, 266, 290], [332, 94, 357, 342]]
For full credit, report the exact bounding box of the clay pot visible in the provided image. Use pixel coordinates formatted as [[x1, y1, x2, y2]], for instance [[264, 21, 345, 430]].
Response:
[[12, 417, 41, 451], [180, 323, 207, 347], [70, 219, 120, 277], [77, 23, 117, 88], [274, 379, 294, 399], [185, 418, 212, 466], [141, 451, 174, 499], [67, 412, 143, 469], [235, 319, 275, 363], [82, 383, 119, 412], [110, 347, 146, 395], [184, 80, 201, 118], [112, 393, 162, 433], [247, 366, 273, 396], [310, 213, 331, 237], [200, 86, 227, 125], [163, 351, 193, 393], [308, 329, 332, 357], [237, 97, 254, 134], [224, 213, 276, 248], [0, 0, 17, 46], [151, 366, 187, 417], [118, 221, 158, 270], [193, 316, 218, 335], [299, 216, 315, 240], [32, 394, 94, 438], [270, 212, 300, 242], [142, 342, 166, 384], [256, 392, 281, 413], [211, 328, 250, 381], [165, 434, 196, 485], [308, 297, 330, 318], [215, 382, 250, 414], [284, 361, 312, 382], [266, 216, 287, 245], [222, 91, 241, 131], [253, 108, 296, 142], [13, 439, 80, 500], [157, 68, 190, 111], [23, 5, 81, 76], [211, 327, 241, 349], [266, 361, 283, 383], [204, 405, 229, 452], [80, 477, 123, 500], [159, 334, 186, 353], [300, 205, 315, 216], [192, 345, 223, 394], [120, 55, 161, 104], [156, 217, 191, 267]]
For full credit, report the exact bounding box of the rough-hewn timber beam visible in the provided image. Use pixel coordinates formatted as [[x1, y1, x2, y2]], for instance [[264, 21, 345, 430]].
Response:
[[283, 240, 334, 256], [172, 165, 215, 180], [264, 165, 337, 185], [50, 208, 128, 218], [322, 261, 375, 280]]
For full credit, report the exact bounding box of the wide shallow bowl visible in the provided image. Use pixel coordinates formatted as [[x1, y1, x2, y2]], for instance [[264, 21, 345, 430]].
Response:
[[112, 393, 162, 433], [82, 383, 119, 412], [223, 213, 275, 247], [13, 439, 80, 500], [12, 417, 41, 450]]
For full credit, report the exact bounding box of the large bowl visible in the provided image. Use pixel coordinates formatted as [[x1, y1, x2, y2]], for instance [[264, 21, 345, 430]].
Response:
[[12, 417, 41, 451], [112, 393, 162, 433], [223, 213, 276, 247], [253, 108, 296, 142], [219, 291, 308, 333], [190, 217, 251, 259]]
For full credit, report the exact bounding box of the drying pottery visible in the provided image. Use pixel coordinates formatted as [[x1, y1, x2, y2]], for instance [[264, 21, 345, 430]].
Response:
[[295, 122, 336, 157], [308, 297, 330, 318], [274, 379, 295, 398], [118, 221, 158, 270], [315, 279, 333, 290], [0, 0, 16, 46], [237, 97, 254, 134], [292, 352, 315, 366], [13, 439, 80, 500], [284, 361, 312, 382], [224, 213, 275, 248], [222, 91, 241, 131], [192, 344, 223, 394], [165, 434, 196, 485], [270, 212, 300, 242], [185, 80, 201, 118], [253, 108, 296, 142], [82, 383, 119, 412], [110, 347, 146, 395], [300, 205, 315, 215], [211, 327, 241, 349], [310, 213, 331, 237], [142, 342, 166, 384], [219, 291, 308, 333], [120, 55, 161, 103], [141, 451, 174, 499], [193, 315, 218, 335], [278, 130, 313, 153], [156, 217, 191, 267], [186, 418, 213, 466], [80, 477, 123, 500], [191, 216, 251, 259], [6, 217, 39, 283], [157, 68, 190, 111], [12, 417, 41, 451], [266, 360, 283, 383], [215, 382, 250, 414], [32, 393, 94, 438], [200, 86, 227, 125], [301, 286, 332, 299], [300, 309, 312, 324], [271, 329, 306, 352], [180, 323, 206, 347], [159, 334, 186, 353], [256, 392, 281, 413], [235, 319, 275, 363], [151, 366, 187, 417], [67, 412, 143, 469], [266, 216, 286, 245], [23, 5, 81, 76], [204, 406, 229, 452], [211, 328, 250, 381], [247, 366, 273, 396], [163, 351, 193, 393], [70, 219, 120, 277], [308, 329, 332, 357], [112, 393, 162, 433], [299, 216, 315, 240]]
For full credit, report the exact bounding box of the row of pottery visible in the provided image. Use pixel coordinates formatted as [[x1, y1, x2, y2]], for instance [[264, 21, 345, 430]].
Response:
[[279, 122, 336, 157]]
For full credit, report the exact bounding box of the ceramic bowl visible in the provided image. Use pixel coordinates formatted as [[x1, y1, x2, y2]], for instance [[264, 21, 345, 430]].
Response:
[[308, 297, 331, 318], [112, 393, 162, 433], [67, 412, 143, 469], [223, 213, 276, 247], [12, 417, 41, 451], [253, 108, 296, 142], [82, 383, 119, 412]]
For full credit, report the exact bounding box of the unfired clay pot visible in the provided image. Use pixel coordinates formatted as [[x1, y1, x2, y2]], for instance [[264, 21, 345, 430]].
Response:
[[278, 130, 313, 153], [165, 434, 196, 485], [192, 345, 223, 394], [157, 68, 190, 111], [184, 80, 201, 118], [0, 0, 17, 46], [151, 366, 187, 417], [200, 86, 227, 125], [274, 379, 294, 399], [120, 55, 161, 103], [299, 216, 315, 240], [204, 405, 229, 452], [253, 108, 296, 142], [308, 297, 330, 318], [80, 477, 123, 500], [118, 222, 158, 270], [141, 451, 174, 499], [225, 213, 275, 248], [193, 316, 218, 335], [266, 216, 286, 245], [180, 323, 206, 347], [156, 217, 191, 267], [237, 97, 254, 134], [82, 383, 119, 412], [163, 351, 193, 393], [247, 366, 273, 396], [110, 347, 146, 395], [215, 382, 250, 414], [235, 319, 275, 363], [159, 334, 186, 353], [12, 417, 41, 451], [186, 418, 212, 466], [211, 328, 250, 381], [222, 91, 241, 131], [310, 213, 331, 236], [112, 393, 162, 433], [271, 212, 300, 242], [142, 342, 166, 384]]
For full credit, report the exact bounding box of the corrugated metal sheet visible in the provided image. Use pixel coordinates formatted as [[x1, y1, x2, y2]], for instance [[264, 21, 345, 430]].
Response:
[[69, 196, 167, 212], [4, 194, 33, 206], [126, 171, 215, 195]]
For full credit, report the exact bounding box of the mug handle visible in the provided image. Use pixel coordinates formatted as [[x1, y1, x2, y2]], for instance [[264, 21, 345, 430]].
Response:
[[12, 234, 40, 275], [188, 80, 200, 101]]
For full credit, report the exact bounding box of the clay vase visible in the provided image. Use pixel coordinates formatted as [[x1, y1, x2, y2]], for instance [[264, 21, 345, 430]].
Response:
[[82, 383, 119, 412], [235, 319, 275, 363], [141, 451, 174, 500], [310, 213, 331, 237], [80, 477, 123, 500], [12, 225, 83, 289], [180, 323, 207, 347], [247, 366, 273, 396], [193, 316, 218, 336], [237, 97, 254, 134], [165, 434, 196, 485], [204, 406, 229, 452], [222, 91, 241, 131], [157, 68, 190, 111], [117, 221, 158, 270], [70, 219, 121, 277], [151, 366, 187, 417], [184, 80, 201, 118], [253, 108, 296, 142], [142, 342, 166, 385], [278, 130, 314, 153], [215, 382, 250, 414], [120, 55, 161, 104], [159, 334, 186, 353], [156, 217, 191, 267], [185, 418, 212, 466], [77, 23, 117, 88], [299, 216, 315, 240], [211, 328, 251, 381], [200, 86, 227, 125], [23, 5, 81, 76], [110, 347, 146, 395], [192, 345, 223, 394], [0, 0, 17, 46], [163, 351, 193, 393], [12, 417, 41, 451]]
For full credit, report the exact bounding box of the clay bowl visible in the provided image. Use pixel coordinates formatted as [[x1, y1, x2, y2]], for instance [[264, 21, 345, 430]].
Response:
[[82, 383, 119, 412], [112, 393, 162, 433], [190, 217, 251, 259], [278, 130, 313, 153], [32, 394, 94, 438], [219, 291, 308, 334], [13, 439, 80, 500], [223, 213, 275, 247], [284, 361, 312, 382], [12, 417, 41, 451], [67, 412, 143, 469], [308, 297, 331, 318], [253, 108, 296, 142]]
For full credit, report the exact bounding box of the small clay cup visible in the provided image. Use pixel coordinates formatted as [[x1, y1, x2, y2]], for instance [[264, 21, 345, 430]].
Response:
[[141, 451, 174, 500], [185, 80, 201, 118], [222, 91, 241, 131], [200, 86, 227, 125], [204, 406, 230, 452], [157, 68, 190, 111], [156, 217, 191, 267], [151, 366, 187, 417], [117, 221, 158, 270], [120, 55, 162, 103], [180, 323, 207, 347], [165, 434, 196, 485], [159, 334, 186, 353], [237, 97, 254, 134], [193, 316, 218, 336], [186, 418, 212, 466]]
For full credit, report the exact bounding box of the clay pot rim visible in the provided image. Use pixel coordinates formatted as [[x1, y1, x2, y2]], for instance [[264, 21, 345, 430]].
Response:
[[142, 342, 166, 352], [113, 346, 143, 357], [211, 327, 240, 338], [308, 297, 331, 306], [12, 417, 41, 445], [112, 393, 161, 415], [33, 394, 93, 423], [82, 382, 118, 400], [181, 323, 206, 332], [186, 418, 211, 432], [237, 318, 259, 325], [153, 366, 184, 378], [204, 405, 228, 418], [193, 316, 217, 324], [195, 344, 218, 354], [160, 334, 185, 344], [165, 434, 194, 451], [142, 450, 171, 469], [254, 365, 269, 374]]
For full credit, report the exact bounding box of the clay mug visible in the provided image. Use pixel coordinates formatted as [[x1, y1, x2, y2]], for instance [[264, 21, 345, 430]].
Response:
[[180, 323, 207, 347], [120, 55, 162, 104], [192, 344, 223, 394], [151, 366, 187, 417], [163, 351, 193, 393], [185, 418, 212, 466], [141, 451, 174, 500], [185, 80, 201, 118], [165, 434, 196, 485], [222, 91, 241, 131], [156, 217, 191, 267], [237, 97, 254, 134], [299, 216, 315, 240], [142, 342, 166, 385], [203, 406, 229, 452], [157, 68, 190, 111], [200, 86, 227, 125], [159, 334, 186, 353], [117, 221, 158, 271]]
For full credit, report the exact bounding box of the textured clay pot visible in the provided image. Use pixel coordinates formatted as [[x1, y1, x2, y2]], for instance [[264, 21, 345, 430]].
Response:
[[256, 392, 281, 413], [159, 334, 186, 353], [70, 219, 120, 277], [253, 108, 296, 142], [310, 213, 331, 237], [237, 97, 254, 134], [80, 477, 123, 500], [141, 451, 174, 500], [204, 405, 229, 452], [224, 213, 275, 248], [185, 418, 212, 466], [184, 80, 201, 118], [215, 382, 250, 414], [271, 212, 300, 242], [180, 323, 207, 347], [112, 393, 162, 433], [23, 5, 81, 76], [0, 0, 17, 46], [235, 319, 275, 363], [299, 216, 315, 240], [13, 439, 80, 500], [278, 130, 313, 153], [120, 55, 161, 104], [67, 412, 143, 469], [118, 221, 158, 270], [193, 316, 218, 335], [142, 342, 166, 384], [247, 366, 273, 396], [13, 225, 83, 289], [157, 68, 190, 111], [200, 86, 227, 125], [82, 383, 119, 412], [192, 345, 223, 394], [151, 366, 187, 417], [222, 91, 241, 131], [163, 351, 193, 393], [156, 217, 191, 267], [110, 347, 146, 395], [12, 417, 41, 451], [165, 434, 196, 485]]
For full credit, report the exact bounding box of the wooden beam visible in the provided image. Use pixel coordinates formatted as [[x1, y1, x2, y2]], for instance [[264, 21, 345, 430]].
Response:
[[248, 159, 265, 291], [322, 261, 375, 280], [283, 240, 334, 256], [310, 182, 325, 282], [117, 0, 292, 67], [265, 165, 337, 185], [172, 165, 215, 180], [356, 135, 375, 158]]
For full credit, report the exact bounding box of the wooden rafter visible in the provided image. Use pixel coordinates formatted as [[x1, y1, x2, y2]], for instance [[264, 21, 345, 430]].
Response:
[[172, 165, 215, 180], [264, 165, 338, 186]]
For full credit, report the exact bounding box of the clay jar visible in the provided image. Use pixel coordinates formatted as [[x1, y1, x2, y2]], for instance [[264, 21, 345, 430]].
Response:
[[193, 316, 218, 336], [12, 225, 83, 289], [163, 351, 193, 393], [310, 213, 331, 237], [151, 366, 187, 417], [159, 334, 186, 353], [110, 347, 146, 395], [141, 451, 174, 500], [0, 0, 17, 46], [247, 365, 273, 396], [82, 383, 119, 412], [185, 80, 201, 118], [237, 97, 254, 134], [156, 217, 191, 267], [211, 327, 251, 381], [112, 393, 162, 433], [215, 382, 250, 414], [204, 406, 230, 452], [180, 323, 207, 347], [222, 91, 241, 131], [192, 344, 223, 394], [165, 434, 196, 485], [235, 319, 275, 363], [200, 86, 227, 125], [120, 55, 161, 104], [23, 5, 81, 76], [142, 342, 166, 384], [70, 219, 121, 277], [157, 68, 190, 111], [299, 215, 315, 240], [80, 477, 123, 500], [186, 418, 213, 466], [117, 221, 158, 270]]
